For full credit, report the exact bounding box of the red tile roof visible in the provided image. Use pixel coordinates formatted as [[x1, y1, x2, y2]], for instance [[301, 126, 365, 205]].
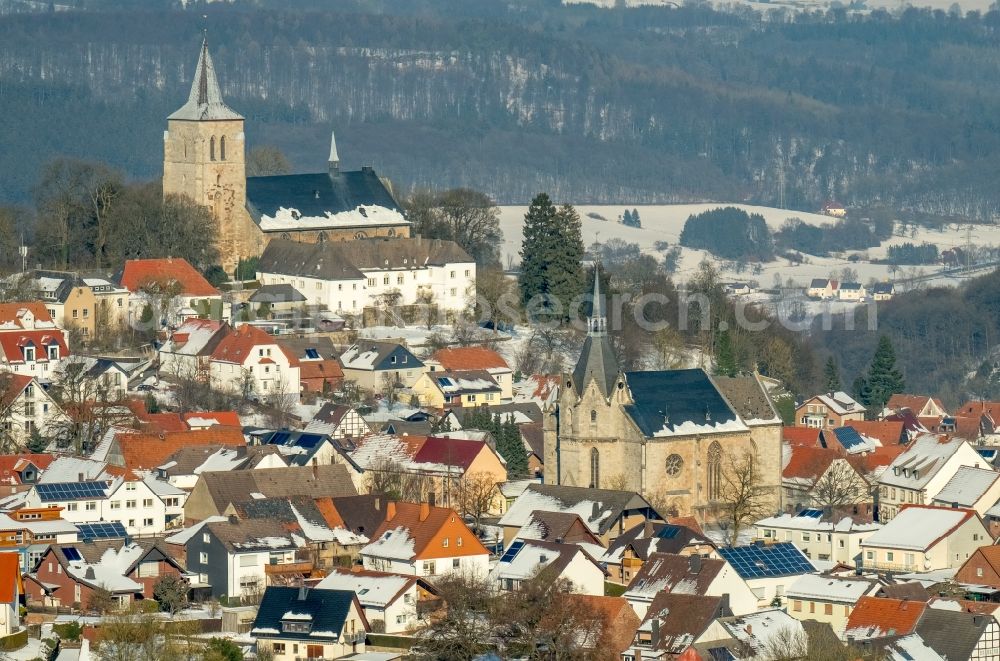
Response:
[[849, 445, 906, 474], [432, 346, 509, 371], [138, 413, 189, 433], [120, 258, 219, 297], [957, 401, 1000, 423], [371, 501, 489, 560], [0, 373, 36, 409], [299, 359, 343, 382], [783, 426, 822, 447], [182, 411, 241, 428], [887, 394, 947, 417], [783, 446, 840, 480], [0, 330, 69, 364], [0, 552, 20, 602], [845, 420, 906, 446], [0, 452, 54, 485], [412, 437, 489, 472], [116, 427, 246, 474], [844, 596, 926, 639], [0, 302, 54, 325], [210, 324, 298, 365]]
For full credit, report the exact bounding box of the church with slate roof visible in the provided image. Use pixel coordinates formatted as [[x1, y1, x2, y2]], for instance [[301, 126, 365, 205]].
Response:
[[543, 270, 783, 523], [163, 40, 409, 272]]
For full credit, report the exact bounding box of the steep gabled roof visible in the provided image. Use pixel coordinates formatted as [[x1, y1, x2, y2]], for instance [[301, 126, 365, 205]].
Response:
[[432, 346, 510, 371], [116, 427, 246, 475], [499, 484, 658, 536], [363, 502, 488, 562], [931, 466, 1000, 507], [624, 369, 746, 438], [168, 38, 243, 122], [845, 420, 906, 446], [861, 505, 979, 552], [623, 552, 724, 601], [783, 426, 822, 448], [782, 446, 839, 481], [252, 586, 362, 643], [638, 592, 729, 654], [198, 464, 358, 515]]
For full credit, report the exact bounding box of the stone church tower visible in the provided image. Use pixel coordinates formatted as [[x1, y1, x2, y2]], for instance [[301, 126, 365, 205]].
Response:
[[544, 269, 783, 523], [163, 39, 250, 272]]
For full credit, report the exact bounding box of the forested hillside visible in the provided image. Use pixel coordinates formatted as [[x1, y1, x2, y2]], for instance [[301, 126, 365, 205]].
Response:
[[2, 2, 1000, 214]]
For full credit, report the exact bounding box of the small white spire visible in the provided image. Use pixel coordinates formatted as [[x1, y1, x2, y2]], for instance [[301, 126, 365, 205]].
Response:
[[328, 130, 340, 172]]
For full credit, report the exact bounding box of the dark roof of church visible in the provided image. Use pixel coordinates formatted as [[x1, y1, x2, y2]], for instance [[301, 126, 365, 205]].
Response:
[[572, 334, 619, 399], [245, 168, 403, 226], [623, 369, 742, 438], [168, 39, 242, 122]]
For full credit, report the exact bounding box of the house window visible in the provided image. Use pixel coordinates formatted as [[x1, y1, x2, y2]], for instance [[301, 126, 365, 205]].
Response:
[[126, 483, 136, 491], [110, 501, 121, 510], [67, 503, 77, 511], [143, 518, 153, 527], [457, 537, 463, 547], [442, 538, 449, 548], [24, 347, 34, 362], [383, 276, 390, 285], [793, 600, 801, 612], [272, 644, 286, 655], [199, 552, 208, 564], [590, 447, 600, 489], [203, 533, 210, 544], [82, 309, 89, 318], [126, 500, 136, 508], [137, 561, 160, 578], [72, 309, 78, 319], [142, 499, 153, 508], [47, 345, 59, 360], [24, 401, 35, 416], [422, 560, 436, 575], [368, 278, 376, 287], [397, 275, 404, 285], [824, 603, 833, 615], [220, 135, 226, 161], [978, 567, 985, 577], [85, 501, 96, 511], [465, 270, 471, 277], [453, 558, 460, 568], [886, 552, 894, 562], [450, 271, 456, 279]]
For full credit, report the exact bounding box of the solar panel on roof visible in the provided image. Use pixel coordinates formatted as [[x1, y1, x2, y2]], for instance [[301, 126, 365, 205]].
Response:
[[718, 543, 813, 579], [36, 482, 107, 502], [269, 431, 291, 445], [797, 508, 823, 519], [76, 522, 127, 541], [297, 434, 323, 449], [654, 525, 681, 539], [500, 540, 524, 563], [62, 547, 82, 562]]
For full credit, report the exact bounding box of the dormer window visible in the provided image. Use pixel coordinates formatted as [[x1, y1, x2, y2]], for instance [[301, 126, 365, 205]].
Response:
[[281, 618, 312, 634], [47, 345, 59, 361], [23, 347, 34, 362]]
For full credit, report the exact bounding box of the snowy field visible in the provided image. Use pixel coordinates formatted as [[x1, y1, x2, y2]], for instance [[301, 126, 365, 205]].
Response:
[[498, 203, 1000, 289], [563, 0, 997, 14]]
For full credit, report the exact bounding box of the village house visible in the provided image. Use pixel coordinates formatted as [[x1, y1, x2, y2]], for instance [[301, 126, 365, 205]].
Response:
[[601, 520, 716, 584], [251, 586, 369, 660], [208, 323, 302, 397], [183, 464, 358, 523], [823, 201, 847, 217], [795, 391, 866, 428], [360, 501, 490, 577], [717, 542, 816, 608], [0, 453, 52, 487], [491, 539, 606, 595], [499, 484, 662, 546], [860, 505, 991, 572], [785, 573, 879, 632], [61, 355, 152, 400], [0, 374, 66, 448], [914, 608, 1000, 660], [428, 346, 514, 401], [120, 257, 228, 327], [754, 511, 882, 565], [954, 545, 1000, 594], [283, 343, 343, 394], [510, 510, 606, 554], [930, 465, 1000, 515], [837, 282, 867, 302], [304, 403, 371, 440], [316, 567, 440, 634], [185, 517, 305, 601], [156, 445, 285, 491], [871, 282, 895, 301], [780, 446, 872, 513], [25, 539, 185, 608], [0, 303, 70, 378], [886, 394, 949, 420], [0, 507, 78, 571], [622, 552, 758, 619], [622, 592, 732, 659], [807, 278, 839, 299], [23, 477, 173, 536], [338, 340, 425, 391], [34, 272, 131, 339], [0, 553, 21, 638], [157, 318, 225, 380], [699, 609, 806, 659], [410, 369, 503, 409], [256, 237, 475, 315], [877, 433, 986, 521], [844, 419, 907, 446]]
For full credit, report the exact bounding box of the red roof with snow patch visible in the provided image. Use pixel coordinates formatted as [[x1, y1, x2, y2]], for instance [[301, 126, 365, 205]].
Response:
[[116, 427, 246, 475], [0, 303, 54, 326], [783, 446, 840, 480], [783, 426, 822, 447], [182, 411, 241, 428], [120, 258, 219, 297], [412, 436, 489, 472], [0, 452, 54, 485], [845, 596, 926, 639], [432, 347, 509, 371], [845, 420, 906, 446], [210, 324, 298, 366], [0, 331, 69, 364]]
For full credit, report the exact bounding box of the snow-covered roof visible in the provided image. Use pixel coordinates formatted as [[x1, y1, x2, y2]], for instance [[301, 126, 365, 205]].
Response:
[[492, 540, 590, 582], [38, 456, 113, 483], [931, 466, 1000, 507], [141, 476, 186, 498], [192, 447, 247, 475], [861, 506, 977, 551], [163, 516, 228, 546], [361, 525, 416, 562], [316, 570, 413, 608], [755, 512, 882, 534], [259, 205, 408, 232], [290, 503, 368, 546], [786, 574, 876, 603], [887, 634, 946, 661], [498, 485, 630, 536], [0, 512, 77, 536], [720, 609, 805, 654], [880, 434, 970, 490], [808, 391, 865, 416], [64, 544, 145, 593]]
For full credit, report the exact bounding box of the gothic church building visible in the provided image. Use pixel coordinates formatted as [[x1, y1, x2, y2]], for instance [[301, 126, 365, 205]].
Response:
[[543, 272, 783, 523], [163, 40, 409, 271]]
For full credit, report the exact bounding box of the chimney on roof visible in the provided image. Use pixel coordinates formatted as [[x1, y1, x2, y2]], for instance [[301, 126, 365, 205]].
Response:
[[591, 502, 600, 521], [428, 492, 436, 507], [651, 619, 660, 647], [78, 473, 84, 482], [228, 514, 238, 524], [689, 555, 702, 574], [419, 501, 430, 522], [386, 502, 396, 522], [85, 567, 95, 580]]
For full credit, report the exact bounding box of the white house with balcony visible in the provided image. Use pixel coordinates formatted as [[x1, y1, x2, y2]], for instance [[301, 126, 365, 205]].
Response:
[[860, 505, 991, 572], [23, 477, 169, 537], [256, 237, 475, 315]]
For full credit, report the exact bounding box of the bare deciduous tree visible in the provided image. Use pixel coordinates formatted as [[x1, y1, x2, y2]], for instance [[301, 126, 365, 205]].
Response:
[[811, 459, 870, 511], [364, 457, 430, 503], [454, 471, 500, 533], [717, 450, 774, 546]]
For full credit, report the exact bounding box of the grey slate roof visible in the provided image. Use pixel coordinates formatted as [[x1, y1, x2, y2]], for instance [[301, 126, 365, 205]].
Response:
[[252, 586, 357, 643], [915, 608, 994, 660], [572, 334, 619, 400], [198, 464, 358, 515], [246, 169, 402, 226], [502, 483, 659, 536], [248, 284, 306, 304], [168, 39, 243, 122], [623, 369, 741, 438], [204, 519, 298, 553]]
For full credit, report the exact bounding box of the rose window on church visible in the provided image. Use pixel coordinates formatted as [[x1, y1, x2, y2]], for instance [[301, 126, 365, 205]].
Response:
[[665, 454, 684, 477]]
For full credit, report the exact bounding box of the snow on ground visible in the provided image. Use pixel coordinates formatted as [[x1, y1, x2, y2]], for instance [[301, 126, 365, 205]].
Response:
[[499, 204, 1000, 289]]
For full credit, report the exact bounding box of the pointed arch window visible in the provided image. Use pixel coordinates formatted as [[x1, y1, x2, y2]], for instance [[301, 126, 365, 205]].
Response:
[[220, 135, 227, 161], [590, 448, 600, 489], [210, 136, 216, 161], [590, 409, 597, 424], [707, 441, 723, 501]]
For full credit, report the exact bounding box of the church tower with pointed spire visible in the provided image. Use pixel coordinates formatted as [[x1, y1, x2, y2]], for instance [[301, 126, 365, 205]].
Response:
[[163, 38, 249, 271]]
